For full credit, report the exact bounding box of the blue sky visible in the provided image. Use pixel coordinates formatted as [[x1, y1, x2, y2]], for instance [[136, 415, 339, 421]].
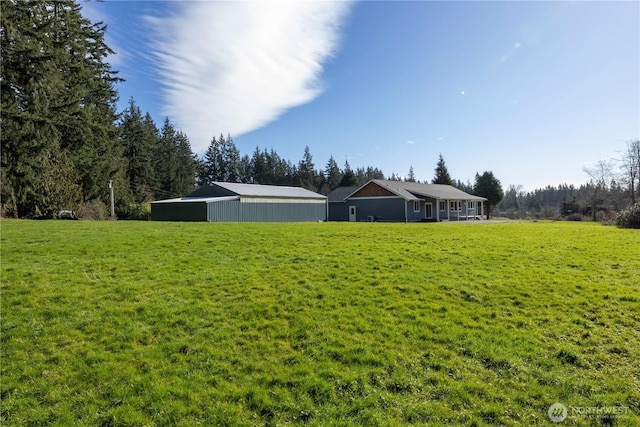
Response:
[[83, 0, 639, 190]]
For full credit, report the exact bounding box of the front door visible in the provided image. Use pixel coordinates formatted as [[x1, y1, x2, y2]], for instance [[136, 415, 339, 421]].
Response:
[[425, 203, 432, 219], [349, 206, 357, 222]]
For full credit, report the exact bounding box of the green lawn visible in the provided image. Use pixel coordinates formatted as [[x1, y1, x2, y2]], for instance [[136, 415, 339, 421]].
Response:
[[1, 220, 639, 426]]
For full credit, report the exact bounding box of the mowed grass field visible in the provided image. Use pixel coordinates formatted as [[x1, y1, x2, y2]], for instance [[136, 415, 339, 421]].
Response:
[[1, 220, 639, 426]]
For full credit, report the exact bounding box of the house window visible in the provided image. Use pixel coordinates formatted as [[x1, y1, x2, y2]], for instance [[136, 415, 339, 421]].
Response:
[[413, 201, 420, 212], [468, 201, 475, 209], [439, 201, 446, 211], [450, 201, 460, 211]]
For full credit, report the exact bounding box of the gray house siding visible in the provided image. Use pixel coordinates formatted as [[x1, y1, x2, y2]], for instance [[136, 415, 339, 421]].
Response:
[[348, 198, 406, 222], [328, 202, 349, 221], [406, 200, 422, 222]]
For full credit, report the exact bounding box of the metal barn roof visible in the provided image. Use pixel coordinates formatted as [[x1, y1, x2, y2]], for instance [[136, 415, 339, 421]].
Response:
[[187, 182, 326, 199]]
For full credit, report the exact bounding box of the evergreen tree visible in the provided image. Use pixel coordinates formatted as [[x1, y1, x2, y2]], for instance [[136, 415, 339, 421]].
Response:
[[406, 165, 416, 182], [201, 133, 241, 184], [453, 179, 474, 194], [474, 171, 504, 219], [250, 146, 266, 184], [432, 154, 453, 185], [238, 154, 252, 183], [222, 134, 241, 183], [194, 155, 206, 187], [119, 98, 156, 202], [155, 118, 179, 198], [1, 0, 121, 217], [355, 166, 384, 185], [172, 130, 197, 195], [325, 156, 343, 190], [340, 161, 357, 186], [297, 146, 317, 191], [202, 134, 222, 184]]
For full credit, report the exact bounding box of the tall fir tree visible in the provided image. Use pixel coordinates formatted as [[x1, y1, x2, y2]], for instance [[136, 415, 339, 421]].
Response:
[[1, 0, 121, 217], [406, 165, 416, 182], [474, 171, 504, 219], [202, 134, 222, 185], [432, 154, 453, 185], [325, 156, 343, 190], [222, 134, 240, 183], [250, 146, 266, 184], [119, 98, 156, 203], [172, 130, 197, 195], [297, 146, 317, 191], [340, 161, 357, 186], [155, 118, 179, 198]]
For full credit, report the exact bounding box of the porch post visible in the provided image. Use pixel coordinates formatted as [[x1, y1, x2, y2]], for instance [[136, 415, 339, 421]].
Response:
[[447, 199, 450, 220], [436, 199, 440, 222], [404, 200, 408, 223]]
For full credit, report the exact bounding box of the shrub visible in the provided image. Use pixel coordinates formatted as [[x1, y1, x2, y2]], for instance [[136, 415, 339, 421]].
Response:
[[116, 202, 151, 221], [596, 210, 617, 225], [615, 202, 640, 229], [565, 213, 585, 222], [77, 201, 108, 220]]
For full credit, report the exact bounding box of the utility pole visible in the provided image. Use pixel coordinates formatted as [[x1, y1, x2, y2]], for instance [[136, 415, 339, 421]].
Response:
[[108, 180, 115, 219]]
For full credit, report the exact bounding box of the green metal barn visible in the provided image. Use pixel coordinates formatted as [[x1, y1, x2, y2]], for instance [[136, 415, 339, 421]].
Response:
[[151, 182, 327, 222]]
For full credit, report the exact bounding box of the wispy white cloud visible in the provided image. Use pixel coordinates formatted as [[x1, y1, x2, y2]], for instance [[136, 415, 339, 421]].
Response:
[[145, 1, 352, 152], [406, 140, 415, 144]]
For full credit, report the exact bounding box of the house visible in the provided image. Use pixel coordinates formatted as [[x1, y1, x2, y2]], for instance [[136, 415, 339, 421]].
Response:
[[151, 182, 327, 222], [327, 186, 359, 221], [327, 179, 487, 222]]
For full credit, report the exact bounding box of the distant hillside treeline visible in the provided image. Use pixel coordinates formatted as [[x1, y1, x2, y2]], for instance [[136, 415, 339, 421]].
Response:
[[498, 180, 636, 221]]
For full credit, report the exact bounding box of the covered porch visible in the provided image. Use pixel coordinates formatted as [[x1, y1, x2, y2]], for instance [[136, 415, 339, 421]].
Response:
[[412, 197, 484, 222], [436, 199, 484, 221]]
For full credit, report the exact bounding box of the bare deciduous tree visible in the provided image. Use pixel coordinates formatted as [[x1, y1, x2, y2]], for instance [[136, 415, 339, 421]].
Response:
[[583, 159, 614, 221], [619, 140, 640, 204]]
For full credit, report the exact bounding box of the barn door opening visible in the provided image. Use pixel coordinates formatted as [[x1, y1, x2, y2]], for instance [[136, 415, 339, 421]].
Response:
[[349, 206, 357, 222]]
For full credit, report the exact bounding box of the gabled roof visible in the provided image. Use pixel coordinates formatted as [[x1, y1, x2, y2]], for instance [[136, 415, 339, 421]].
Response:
[[353, 180, 487, 201], [187, 182, 326, 199], [327, 186, 360, 202]]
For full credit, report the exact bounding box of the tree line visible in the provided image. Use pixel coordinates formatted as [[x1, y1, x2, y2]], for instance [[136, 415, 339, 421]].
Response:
[[497, 140, 640, 221], [2, 1, 635, 221], [0, 1, 383, 219], [0, 1, 505, 220]]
